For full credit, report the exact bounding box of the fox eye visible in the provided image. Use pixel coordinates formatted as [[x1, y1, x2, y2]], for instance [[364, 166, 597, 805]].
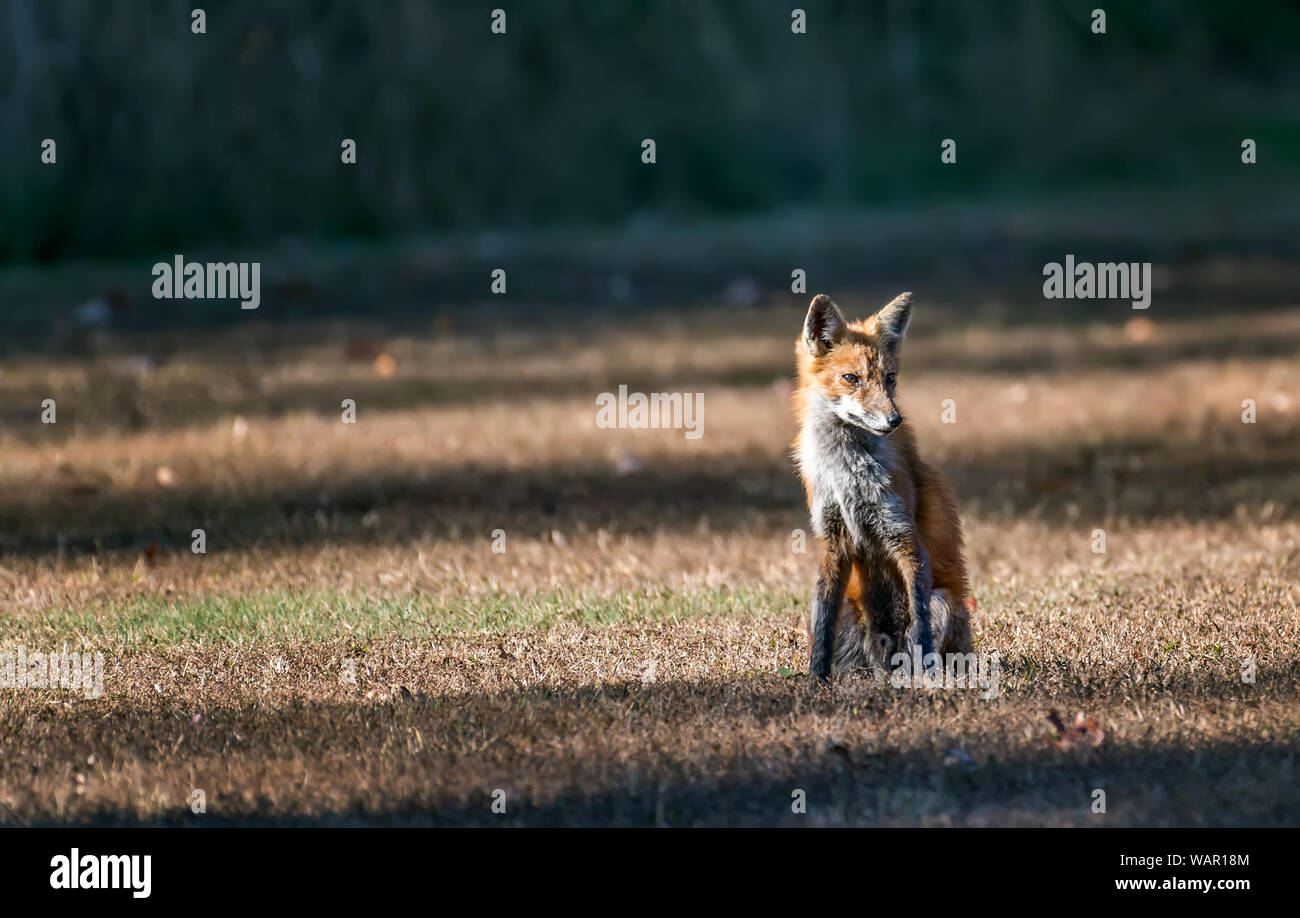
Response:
[[841, 373, 859, 385], [885, 372, 897, 386]]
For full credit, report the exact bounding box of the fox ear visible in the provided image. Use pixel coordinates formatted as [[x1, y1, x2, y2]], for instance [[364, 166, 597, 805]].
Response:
[[803, 294, 846, 356], [874, 292, 913, 347]]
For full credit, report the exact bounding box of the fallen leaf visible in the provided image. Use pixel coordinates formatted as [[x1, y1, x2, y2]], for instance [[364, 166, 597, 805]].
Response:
[[373, 352, 397, 378], [1072, 710, 1106, 746], [1046, 707, 1106, 749], [1123, 316, 1157, 343]]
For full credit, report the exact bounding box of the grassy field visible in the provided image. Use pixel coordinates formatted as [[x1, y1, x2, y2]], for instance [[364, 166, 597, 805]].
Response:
[[1, 267, 1298, 826]]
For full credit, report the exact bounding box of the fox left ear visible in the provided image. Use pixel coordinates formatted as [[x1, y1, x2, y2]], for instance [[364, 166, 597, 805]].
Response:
[[802, 294, 847, 357], [875, 292, 913, 346]]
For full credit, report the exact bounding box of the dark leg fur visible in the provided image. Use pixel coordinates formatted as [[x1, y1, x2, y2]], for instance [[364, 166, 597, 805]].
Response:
[[809, 554, 849, 681], [903, 544, 936, 663], [864, 573, 904, 661]]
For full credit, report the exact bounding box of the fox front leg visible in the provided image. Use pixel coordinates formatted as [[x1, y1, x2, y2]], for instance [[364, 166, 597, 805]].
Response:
[[809, 553, 850, 682], [901, 543, 937, 665]]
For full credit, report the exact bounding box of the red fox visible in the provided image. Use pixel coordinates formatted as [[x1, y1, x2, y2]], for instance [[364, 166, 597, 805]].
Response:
[[793, 292, 973, 680]]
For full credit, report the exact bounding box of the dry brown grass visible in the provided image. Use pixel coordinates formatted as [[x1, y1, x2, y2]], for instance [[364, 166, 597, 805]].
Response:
[[1, 281, 1298, 825], [4, 624, 1298, 827]]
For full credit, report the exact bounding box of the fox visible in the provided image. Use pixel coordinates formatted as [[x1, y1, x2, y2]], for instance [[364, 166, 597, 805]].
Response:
[[793, 292, 973, 681]]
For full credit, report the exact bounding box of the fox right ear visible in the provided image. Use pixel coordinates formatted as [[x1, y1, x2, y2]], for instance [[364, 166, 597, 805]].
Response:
[[803, 294, 846, 357]]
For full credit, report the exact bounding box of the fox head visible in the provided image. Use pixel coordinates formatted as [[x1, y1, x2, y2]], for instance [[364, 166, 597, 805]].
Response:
[[797, 292, 913, 436]]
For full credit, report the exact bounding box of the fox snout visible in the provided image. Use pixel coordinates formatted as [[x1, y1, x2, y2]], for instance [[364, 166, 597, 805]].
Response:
[[857, 400, 903, 435], [830, 391, 902, 435], [835, 379, 902, 435]]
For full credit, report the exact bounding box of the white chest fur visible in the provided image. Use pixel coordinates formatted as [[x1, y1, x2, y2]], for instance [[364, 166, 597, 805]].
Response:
[[798, 399, 910, 550]]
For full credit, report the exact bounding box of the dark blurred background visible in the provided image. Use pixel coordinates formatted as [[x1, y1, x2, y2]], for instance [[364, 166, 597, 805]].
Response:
[[1, 0, 1299, 339]]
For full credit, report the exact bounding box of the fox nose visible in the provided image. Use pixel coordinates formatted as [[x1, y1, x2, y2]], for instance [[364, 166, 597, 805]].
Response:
[[885, 412, 902, 430]]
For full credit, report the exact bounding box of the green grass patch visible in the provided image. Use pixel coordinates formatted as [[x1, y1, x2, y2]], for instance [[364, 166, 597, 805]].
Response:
[[0, 586, 799, 649]]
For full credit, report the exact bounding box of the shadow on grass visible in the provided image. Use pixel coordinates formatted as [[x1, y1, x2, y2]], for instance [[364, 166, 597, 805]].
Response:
[[6, 308, 1300, 442], [6, 668, 1298, 827], [1, 422, 1297, 559]]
